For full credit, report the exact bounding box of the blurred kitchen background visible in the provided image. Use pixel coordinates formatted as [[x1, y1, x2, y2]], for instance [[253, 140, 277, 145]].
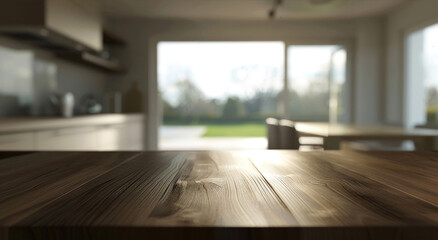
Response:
[[1, 0, 438, 152]]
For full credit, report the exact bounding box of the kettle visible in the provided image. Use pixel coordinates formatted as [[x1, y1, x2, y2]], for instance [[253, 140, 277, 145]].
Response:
[[79, 94, 102, 114], [50, 92, 75, 117]]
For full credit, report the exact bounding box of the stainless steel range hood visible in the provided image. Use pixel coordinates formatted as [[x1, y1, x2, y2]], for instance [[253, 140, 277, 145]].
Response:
[[0, 0, 127, 73], [0, 0, 102, 53], [1, 27, 90, 53]]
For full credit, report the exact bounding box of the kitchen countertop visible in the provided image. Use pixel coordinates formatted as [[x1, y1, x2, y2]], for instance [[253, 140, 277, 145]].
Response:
[[0, 150, 437, 239], [0, 113, 144, 133]]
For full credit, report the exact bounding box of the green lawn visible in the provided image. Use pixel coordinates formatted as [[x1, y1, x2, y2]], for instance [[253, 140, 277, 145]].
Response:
[[202, 123, 266, 137]]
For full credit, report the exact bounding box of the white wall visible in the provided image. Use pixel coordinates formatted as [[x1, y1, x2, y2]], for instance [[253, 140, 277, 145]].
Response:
[[108, 17, 385, 149], [354, 18, 385, 125], [385, 0, 438, 126]]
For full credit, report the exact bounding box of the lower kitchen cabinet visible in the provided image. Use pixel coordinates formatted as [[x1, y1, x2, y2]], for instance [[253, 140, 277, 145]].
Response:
[[35, 127, 98, 151], [96, 124, 124, 151], [0, 132, 34, 151], [0, 114, 144, 151], [96, 122, 143, 151]]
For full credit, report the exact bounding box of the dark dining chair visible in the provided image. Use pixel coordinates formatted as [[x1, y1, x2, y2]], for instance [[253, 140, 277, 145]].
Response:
[[278, 119, 300, 150], [266, 118, 280, 149]]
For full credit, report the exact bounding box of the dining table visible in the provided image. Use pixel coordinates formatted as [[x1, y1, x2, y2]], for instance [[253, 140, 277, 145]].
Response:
[[0, 150, 437, 240], [295, 122, 438, 150]]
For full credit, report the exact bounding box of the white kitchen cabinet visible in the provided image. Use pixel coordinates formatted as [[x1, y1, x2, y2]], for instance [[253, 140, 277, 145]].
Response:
[[96, 124, 126, 151], [0, 114, 144, 151], [35, 127, 97, 151], [96, 120, 144, 151], [123, 121, 144, 150], [0, 132, 35, 151]]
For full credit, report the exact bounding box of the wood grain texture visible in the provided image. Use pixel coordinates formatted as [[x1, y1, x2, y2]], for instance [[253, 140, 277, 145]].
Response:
[[323, 151, 438, 206], [15, 152, 191, 226], [0, 151, 437, 240], [249, 151, 438, 226], [147, 151, 297, 226], [0, 152, 33, 161], [0, 152, 140, 225]]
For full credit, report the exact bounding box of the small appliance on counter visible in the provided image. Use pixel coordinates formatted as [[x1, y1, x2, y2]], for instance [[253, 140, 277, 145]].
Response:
[[50, 92, 75, 118], [79, 94, 103, 114]]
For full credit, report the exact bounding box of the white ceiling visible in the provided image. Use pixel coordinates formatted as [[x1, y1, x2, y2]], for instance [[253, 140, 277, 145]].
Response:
[[102, 0, 410, 20]]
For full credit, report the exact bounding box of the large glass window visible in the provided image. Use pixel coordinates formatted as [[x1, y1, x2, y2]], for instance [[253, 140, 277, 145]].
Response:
[[406, 23, 438, 127], [287, 45, 347, 122], [158, 42, 284, 150], [158, 42, 284, 122], [157, 41, 349, 150]]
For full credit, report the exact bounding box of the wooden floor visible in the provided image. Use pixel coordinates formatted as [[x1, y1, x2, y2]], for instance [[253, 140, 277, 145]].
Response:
[[0, 151, 437, 239]]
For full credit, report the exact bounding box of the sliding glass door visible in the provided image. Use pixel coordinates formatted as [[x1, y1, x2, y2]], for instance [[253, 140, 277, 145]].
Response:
[[286, 44, 349, 123], [156, 41, 351, 150]]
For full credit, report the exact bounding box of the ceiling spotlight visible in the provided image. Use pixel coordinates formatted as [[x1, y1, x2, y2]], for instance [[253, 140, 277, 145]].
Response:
[[268, 0, 283, 19]]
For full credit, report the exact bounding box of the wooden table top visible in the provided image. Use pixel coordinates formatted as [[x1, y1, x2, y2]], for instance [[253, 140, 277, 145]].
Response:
[[0, 151, 437, 239], [295, 122, 438, 139]]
